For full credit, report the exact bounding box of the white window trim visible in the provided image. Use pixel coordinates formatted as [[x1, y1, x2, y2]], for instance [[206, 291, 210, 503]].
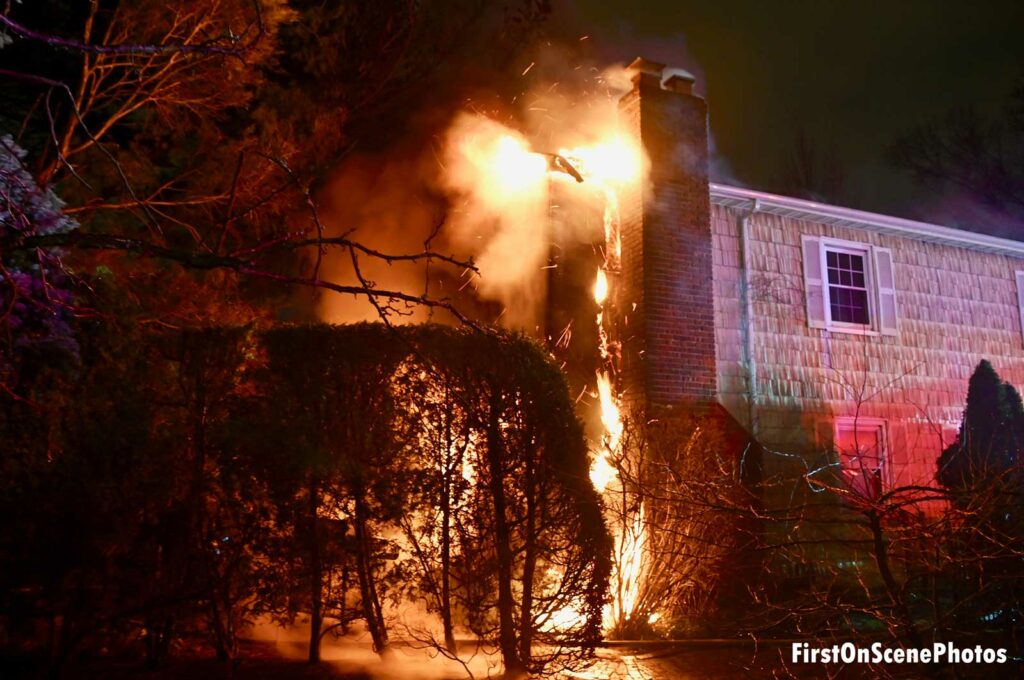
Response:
[[832, 416, 890, 496], [802, 234, 898, 335], [819, 237, 883, 336]]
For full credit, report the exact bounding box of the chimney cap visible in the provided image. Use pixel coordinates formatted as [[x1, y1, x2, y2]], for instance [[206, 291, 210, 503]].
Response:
[[627, 57, 666, 77], [662, 68, 697, 94], [662, 67, 696, 84]]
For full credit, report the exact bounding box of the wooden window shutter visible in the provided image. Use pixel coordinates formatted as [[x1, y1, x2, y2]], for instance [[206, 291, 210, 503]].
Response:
[[1016, 271, 1024, 347], [801, 235, 827, 329], [873, 247, 898, 335]]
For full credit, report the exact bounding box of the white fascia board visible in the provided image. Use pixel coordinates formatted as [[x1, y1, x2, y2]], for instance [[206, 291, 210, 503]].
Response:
[[709, 183, 1024, 258]]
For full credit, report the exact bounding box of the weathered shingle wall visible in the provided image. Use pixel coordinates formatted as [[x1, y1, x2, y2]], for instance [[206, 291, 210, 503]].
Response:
[[712, 203, 1024, 487]]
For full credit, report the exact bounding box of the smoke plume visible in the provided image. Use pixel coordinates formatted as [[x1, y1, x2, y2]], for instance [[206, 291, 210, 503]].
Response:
[[315, 52, 646, 330]]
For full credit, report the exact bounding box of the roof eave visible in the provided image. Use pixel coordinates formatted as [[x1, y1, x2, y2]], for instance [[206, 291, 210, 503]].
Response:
[[709, 183, 1024, 257]]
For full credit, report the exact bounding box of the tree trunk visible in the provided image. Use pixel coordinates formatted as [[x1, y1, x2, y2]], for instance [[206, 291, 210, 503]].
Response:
[[484, 391, 527, 675], [308, 475, 323, 664], [46, 614, 72, 680], [210, 594, 236, 663], [144, 615, 174, 670], [518, 448, 537, 663], [868, 511, 923, 649], [440, 397, 457, 655], [354, 489, 390, 656]]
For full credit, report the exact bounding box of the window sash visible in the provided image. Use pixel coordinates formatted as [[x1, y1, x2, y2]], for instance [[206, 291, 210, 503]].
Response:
[[833, 418, 888, 499], [820, 241, 875, 330], [802, 235, 898, 335]]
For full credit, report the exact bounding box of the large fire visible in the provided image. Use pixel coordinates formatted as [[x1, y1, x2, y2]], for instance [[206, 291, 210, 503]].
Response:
[[546, 130, 650, 636], [453, 126, 549, 199], [559, 135, 651, 634], [567, 140, 652, 635], [445, 107, 651, 637], [560, 135, 643, 187], [483, 134, 550, 194], [559, 136, 637, 270]]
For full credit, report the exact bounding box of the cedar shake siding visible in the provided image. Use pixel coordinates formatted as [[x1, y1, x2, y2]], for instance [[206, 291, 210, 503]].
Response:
[[710, 193, 1024, 490], [615, 58, 1024, 499]]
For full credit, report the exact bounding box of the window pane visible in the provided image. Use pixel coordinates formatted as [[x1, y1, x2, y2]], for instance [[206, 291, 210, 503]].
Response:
[[849, 289, 869, 324], [848, 253, 864, 274], [835, 423, 884, 499], [824, 247, 870, 326], [829, 288, 869, 324]]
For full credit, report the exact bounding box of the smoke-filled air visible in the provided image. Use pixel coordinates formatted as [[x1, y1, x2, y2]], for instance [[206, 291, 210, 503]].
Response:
[[315, 62, 647, 330]]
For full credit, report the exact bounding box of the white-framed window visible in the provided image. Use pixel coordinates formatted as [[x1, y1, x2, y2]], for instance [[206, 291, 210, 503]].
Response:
[[833, 417, 888, 499], [825, 244, 872, 326], [801, 236, 898, 335]]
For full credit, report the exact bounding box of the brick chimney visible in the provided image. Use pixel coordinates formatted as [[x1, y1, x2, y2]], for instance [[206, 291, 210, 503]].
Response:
[[617, 58, 716, 408]]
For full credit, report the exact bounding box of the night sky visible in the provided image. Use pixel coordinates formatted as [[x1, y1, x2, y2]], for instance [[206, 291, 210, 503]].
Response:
[[566, 0, 1024, 223]]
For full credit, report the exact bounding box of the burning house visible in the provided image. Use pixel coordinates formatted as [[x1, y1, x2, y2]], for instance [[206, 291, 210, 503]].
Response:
[[316, 52, 1024, 636], [595, 57, 1024, 496], [542, 56, 1024, 630]]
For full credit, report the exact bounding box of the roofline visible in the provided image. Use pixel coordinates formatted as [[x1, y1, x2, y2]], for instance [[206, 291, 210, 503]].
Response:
[[709, 183, 1024, 257]]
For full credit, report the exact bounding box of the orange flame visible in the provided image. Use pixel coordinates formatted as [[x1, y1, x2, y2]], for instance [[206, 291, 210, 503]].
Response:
[[607, 503, 647, 628], [593, 269, 609, 305], [559, 135, 643, 187], [595, 371, 622, 452], [566, 140, 649, 633], [489, 134, 549, 194], [446, 113, 650, 634], [458, 129, 548, 199], [560, 136, 641, 270]]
